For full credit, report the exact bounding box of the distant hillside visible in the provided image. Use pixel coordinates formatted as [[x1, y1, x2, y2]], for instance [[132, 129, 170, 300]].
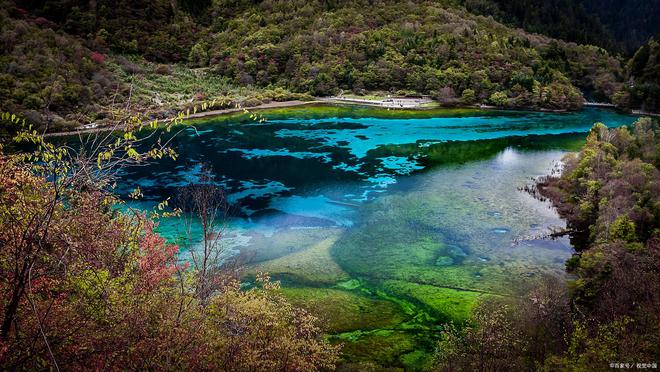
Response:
[[200, 0, 622, 103], [459, 0, 615, 51], [2, 0, 656, 131], [614, 40, 660, 113], [581, 0, 660, 55], [459, 0, 660, 55]]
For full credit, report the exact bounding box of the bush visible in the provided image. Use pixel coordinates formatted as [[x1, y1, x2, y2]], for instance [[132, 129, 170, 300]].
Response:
[[0, 140, 341, 370], [489, 91, 509, 106], [90, 51, 105, 64], [460, 88, 476, 104], [154, 64, 172, 75], [22, 94, 44, 109], [188, 43, 209, 67]]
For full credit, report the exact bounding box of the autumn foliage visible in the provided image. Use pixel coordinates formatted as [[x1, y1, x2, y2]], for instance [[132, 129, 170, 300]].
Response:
[[90, 51, 105, 64], [0, 154, 340, 370]]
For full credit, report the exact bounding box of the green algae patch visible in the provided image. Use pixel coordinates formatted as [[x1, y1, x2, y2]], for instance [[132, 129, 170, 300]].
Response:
[[399, 350, 434, 371], [280, 287, 408, 334], [381, 280, 485, 324], [332, 330, 418, 368], [249, 233, 349, 285], [250, 103, 486, 120], [331, 212, 494, 293], [180, 103, 495, 132], [422, 133, 587, 166], [366, 132, 588, 172]]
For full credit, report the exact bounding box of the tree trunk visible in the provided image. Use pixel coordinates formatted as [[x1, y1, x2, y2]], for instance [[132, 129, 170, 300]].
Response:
[[1, 280, 26, 338]]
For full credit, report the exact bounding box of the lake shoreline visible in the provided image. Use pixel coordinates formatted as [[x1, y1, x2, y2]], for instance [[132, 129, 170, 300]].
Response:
[[44, 100, 320, 137], [43, 98, 646, 138]]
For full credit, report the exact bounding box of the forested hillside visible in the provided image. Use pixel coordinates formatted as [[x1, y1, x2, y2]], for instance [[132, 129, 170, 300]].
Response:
[[581, 0, 660, 55], [459, 0, 615, 51], [460, 0, 660, 55], [615, 40, 660, 113], [1, 0, 657, 132]]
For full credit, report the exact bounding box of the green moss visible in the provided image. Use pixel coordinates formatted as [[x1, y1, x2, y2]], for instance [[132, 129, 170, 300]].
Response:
[[381, 280, 485, 323], [280, 287, 408, 334], [332, 330, 418, 368]]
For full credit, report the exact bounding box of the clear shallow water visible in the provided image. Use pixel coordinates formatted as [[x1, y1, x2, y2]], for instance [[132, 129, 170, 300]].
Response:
[[116, 105, 639, 367]]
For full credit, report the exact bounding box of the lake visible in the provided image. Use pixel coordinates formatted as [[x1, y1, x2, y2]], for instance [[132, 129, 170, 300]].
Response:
[[117, 105, 639, 368]]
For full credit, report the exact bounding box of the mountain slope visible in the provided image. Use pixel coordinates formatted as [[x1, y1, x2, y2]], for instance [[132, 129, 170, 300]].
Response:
[[581, 0, 660, 55], [203, 0, 628, 104], [615, 40, 660, 112], [459, 0, 615, 51], [459, 0, 660, 55], [2, 0, 653, 131]]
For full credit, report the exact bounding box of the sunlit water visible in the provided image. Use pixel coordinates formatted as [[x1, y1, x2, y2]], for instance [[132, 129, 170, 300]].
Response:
[[114, 105, 639, 367]]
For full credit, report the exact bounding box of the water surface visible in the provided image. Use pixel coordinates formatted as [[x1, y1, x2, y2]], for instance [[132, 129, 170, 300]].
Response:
[[118, 105, 639, 368]]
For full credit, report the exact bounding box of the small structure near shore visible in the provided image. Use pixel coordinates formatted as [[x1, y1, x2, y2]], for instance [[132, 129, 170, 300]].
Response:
[[325, 95, 433, 108], [583, 101, 615, 108]]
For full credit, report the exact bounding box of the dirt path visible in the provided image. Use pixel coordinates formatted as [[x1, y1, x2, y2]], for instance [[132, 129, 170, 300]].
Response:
[[186, 100, 318, 119]]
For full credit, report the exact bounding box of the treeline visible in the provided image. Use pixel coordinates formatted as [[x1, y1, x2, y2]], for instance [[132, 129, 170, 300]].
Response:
[[434, 118, 660, 370]]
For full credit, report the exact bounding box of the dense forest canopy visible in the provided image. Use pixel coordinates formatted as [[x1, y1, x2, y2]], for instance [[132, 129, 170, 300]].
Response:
[[460, 0, 660, 55], [460, 0, 615, 51], [614, 39, 660, 113], [581, 0, 660, 55], [1, 0, 658, 132]]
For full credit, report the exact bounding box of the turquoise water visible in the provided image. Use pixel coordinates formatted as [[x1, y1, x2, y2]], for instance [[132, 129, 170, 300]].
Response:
[[116, 105, 639, 368], [120, 106, 636, 247]]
